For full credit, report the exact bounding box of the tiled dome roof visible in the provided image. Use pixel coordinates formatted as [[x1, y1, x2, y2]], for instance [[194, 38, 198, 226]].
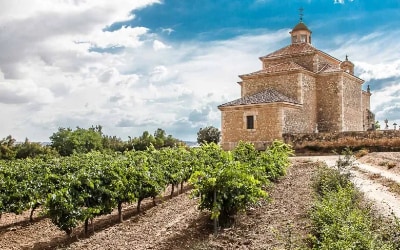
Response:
[[292, 22, 310, 32]]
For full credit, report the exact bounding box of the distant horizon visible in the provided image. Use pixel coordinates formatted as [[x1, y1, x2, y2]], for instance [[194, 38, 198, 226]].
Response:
[[1, 1, 399, 141]]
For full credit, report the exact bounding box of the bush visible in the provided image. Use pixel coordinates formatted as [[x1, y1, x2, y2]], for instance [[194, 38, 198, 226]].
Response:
[[310, 162, 396, 249], [312, 166, 352, 196], [310, 187, 390, 250], [355, 148, 369, 158], [190, 143, 267, 227], [189, 141, 293, 229]]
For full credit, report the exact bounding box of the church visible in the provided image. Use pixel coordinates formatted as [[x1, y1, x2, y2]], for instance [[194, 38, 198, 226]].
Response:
[[218, 17, 374, 150]]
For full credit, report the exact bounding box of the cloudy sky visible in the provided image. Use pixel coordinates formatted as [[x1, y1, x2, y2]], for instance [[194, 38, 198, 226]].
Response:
[[0, 0, 399, 142]]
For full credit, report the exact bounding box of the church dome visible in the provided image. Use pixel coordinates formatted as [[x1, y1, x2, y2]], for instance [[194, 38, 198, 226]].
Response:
[[292, 22, 311, 32], [290, 21, 312, 44]]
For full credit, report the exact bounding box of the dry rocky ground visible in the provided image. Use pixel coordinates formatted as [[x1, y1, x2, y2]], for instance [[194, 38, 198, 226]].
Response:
[[1, 152, 400, 249], [357, 152, 400, 175], [0, 161, 315, 250]]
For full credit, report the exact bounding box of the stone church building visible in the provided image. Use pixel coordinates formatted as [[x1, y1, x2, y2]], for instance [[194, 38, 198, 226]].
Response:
[[218, 19, 374, 150]]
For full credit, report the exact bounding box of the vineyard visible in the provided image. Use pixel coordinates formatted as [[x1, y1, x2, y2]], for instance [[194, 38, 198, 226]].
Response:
[[0, 141, 292, 238]]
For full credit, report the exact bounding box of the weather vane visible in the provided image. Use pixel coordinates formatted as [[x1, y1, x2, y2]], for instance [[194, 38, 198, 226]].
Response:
[[299, 7, 304, 22]]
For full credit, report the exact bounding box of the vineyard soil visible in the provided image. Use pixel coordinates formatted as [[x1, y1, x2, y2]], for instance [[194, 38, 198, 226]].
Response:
[[0, 161, 315, 249]]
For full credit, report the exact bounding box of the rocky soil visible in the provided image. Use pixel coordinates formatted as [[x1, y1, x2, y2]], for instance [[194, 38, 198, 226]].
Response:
[[2, 152, 400, 249], [0, 162, 316, 250]]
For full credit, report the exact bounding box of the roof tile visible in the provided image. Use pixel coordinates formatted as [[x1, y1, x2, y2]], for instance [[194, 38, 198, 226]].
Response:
[[240, 62, 308, 77], [218, 89, 299, 108], [261, 43, 317, 59]]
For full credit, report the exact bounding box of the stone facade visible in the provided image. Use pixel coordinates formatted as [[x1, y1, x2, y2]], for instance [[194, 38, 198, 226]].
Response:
[[218, 19, 374, 151]]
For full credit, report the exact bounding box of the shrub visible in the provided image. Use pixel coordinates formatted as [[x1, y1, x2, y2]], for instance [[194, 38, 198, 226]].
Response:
[[355, 148, 369, 158], [312, 165, 352, 196], [309, 187, 391, 250], [310, 161, 396, 249]]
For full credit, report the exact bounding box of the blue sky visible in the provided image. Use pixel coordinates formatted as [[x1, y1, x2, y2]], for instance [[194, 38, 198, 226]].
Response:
[[0, 0, 399, 141]]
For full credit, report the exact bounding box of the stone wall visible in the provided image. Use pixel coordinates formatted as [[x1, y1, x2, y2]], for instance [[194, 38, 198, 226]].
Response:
[[241, 72, 301, 101], [283, 73, 317, 133], [220, 104, 287, 150], [316, 74, 342, 132], [283, 130, 400, 152], [315, 53, 340, 72], [362, 91, 373, 130], [342, 75, 363, 131], [262, 54, 315, 72]]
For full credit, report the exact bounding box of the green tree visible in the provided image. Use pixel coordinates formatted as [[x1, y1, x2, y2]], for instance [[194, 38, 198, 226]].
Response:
[[102, 135, 126, 152], [15, 138, 58, 159], [0, 135, 17, 160], [375, 120, 381, 130], [154, 128, 167, 149], [70, 127, 103, 153], [50, 126, 103, 156], [49, 128, 74, 156], [132, 131, 156, 151], [197, 126, 221, 145]]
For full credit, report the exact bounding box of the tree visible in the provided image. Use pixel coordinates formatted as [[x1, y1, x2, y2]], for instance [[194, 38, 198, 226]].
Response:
[[197, 126, 221, 145], [0, 135, 17, 160], [132, 131, 156, 151], [15, 138, 58, 159], [102, 135, 126, 153], [154, 128, 166, 149], [49, 128, 74, 156], [375, 121, 381, 130], [50, 126, 103, 156]]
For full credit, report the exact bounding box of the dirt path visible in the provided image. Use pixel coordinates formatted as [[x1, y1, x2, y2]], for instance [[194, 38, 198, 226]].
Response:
[[294, 154, 400, 218]]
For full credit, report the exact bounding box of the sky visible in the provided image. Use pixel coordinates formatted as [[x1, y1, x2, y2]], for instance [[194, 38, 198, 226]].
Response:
[[0, 0, 399, 142]]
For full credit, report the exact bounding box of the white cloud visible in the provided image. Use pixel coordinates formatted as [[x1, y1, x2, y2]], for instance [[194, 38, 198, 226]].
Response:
[[334, 0, 354, 4], [153, 40, 171, 51], [0, 0, 161, 23], [86, 26, 149, 49], [161, 28, 174, 35], [0, 0, 397, 142], [0, 79, 54, 105]]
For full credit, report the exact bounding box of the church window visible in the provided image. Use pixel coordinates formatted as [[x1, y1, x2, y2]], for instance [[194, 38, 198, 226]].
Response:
[[292, 35, 297, 43], [246, 115, 254, 129], [300, 34, 307, 43]]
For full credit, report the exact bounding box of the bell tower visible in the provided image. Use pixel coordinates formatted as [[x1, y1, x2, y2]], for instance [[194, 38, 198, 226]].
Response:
[[289, 8, 312, 44], [340, 55, 355, 75]]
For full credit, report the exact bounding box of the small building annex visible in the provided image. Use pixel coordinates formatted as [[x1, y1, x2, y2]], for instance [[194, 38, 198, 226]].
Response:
[[218, 18, 374, 151]]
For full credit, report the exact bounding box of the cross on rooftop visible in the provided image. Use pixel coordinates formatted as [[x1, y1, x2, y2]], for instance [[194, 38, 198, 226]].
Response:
[[299, 7, 304, 22]]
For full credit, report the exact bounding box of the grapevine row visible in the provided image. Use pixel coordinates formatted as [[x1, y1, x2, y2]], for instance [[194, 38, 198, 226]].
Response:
[[0, 141, 293, 234]]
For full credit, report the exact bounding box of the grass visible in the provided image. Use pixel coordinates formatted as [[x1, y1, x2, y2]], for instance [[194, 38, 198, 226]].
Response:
[[308, 154, 400, 250]]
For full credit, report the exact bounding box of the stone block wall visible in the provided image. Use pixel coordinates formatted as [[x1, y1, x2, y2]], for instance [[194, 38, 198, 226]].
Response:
[[316, 74, 342, 132], [241, 72, 301, 101], [220, 104, 284, 150], [314, 54, 340, 72], [342, 75, 363, 131], [283, 73, 317, 133], [262, 54, 315, 72], [362, 91, 373, 130]]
